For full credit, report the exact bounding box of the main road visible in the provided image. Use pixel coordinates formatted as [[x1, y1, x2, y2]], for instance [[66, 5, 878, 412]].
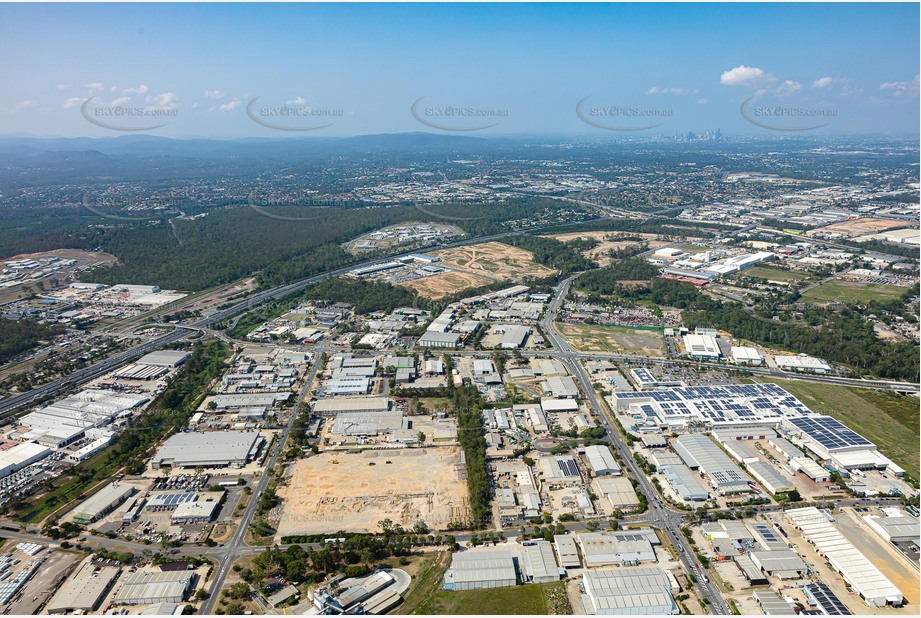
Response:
[[541, 276, 731, 614]]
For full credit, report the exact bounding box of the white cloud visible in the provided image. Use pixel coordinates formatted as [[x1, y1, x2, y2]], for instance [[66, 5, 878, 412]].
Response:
[[14, 100, 37, 110], [55, 84, 72, 91], [286, 96, 306, 105], [880, 75, 920, 97], [776, 80, 803, 94], [122, 84, 149, 94], [62, 96, 84, 109], [812, 76, 834, 89], [720, 65, 774, 87], [203, 89, 226, 99], [697, 98, 709, 105], [218, 98, 241, 112], [646, 87, 697, 95], [191, 102, 199, 109], [110, 96, 131, 107], [147, 92, 179, 109], [84, 82, 105, 91]]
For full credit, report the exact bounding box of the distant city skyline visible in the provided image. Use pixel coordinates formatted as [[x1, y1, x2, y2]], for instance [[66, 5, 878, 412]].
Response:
[[1, 2, 918, 137]]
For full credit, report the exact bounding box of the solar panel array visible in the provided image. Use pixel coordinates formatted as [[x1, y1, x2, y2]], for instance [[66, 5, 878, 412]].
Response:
[[630, 368, 658, 386], [803, 583, 851, 615], [557, 458, 580, 477], [614, 383, 819, 428], [787, 416, 873, 450]]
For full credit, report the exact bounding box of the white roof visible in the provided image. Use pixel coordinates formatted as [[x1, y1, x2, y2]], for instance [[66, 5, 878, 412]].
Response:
[[583, 567, 677, 614]]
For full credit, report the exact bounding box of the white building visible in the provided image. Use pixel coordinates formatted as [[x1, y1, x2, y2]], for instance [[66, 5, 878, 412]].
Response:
[[683, 334, 720, 360]]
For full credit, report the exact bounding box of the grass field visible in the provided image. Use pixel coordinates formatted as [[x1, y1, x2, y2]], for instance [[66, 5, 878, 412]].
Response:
[[755, 378, 920, 479], [556, 322, 664, 356], [742, 266, 813, 282], [799, 280, 907, 304], [414, 582, 566, 615]]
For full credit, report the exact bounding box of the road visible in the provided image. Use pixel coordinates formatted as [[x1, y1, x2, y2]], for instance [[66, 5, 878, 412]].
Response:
[[540, 276, 731, 614], [199, 346, 325, 614]]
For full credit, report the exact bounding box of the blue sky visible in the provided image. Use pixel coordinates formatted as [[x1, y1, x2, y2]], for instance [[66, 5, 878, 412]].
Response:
[[1, 2, 918, 137]]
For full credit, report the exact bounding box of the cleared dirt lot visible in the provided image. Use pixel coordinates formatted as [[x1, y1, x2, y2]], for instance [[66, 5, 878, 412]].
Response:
[[435, 241, 556, 280], [276, 447, 470, 538], [556, 322, 664, 356], [811, 217, 907, 237], [543, 232, 670, 267], [400, 270, 494, 300]]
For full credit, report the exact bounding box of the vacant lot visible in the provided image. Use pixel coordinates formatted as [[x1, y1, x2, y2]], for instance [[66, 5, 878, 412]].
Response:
[[556, 323, 664, 356], [800, 280, 906, 304], [415, 582, 568, 615], [434, 242, 557, 281], [543, 231, 669, 267], [400, 270, 494, 300], [755, 378, 919, 478], [813, 217, 906, 237], [276, 448, 470, 538], [741, 266, 813, 283]]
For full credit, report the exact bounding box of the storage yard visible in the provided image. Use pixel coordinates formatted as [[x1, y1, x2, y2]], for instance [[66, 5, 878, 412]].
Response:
[[275, 447, 470, 538]]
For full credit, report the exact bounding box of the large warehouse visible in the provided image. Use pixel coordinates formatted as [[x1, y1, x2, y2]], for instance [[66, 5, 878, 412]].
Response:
[[151, 431, 264, 469], [673, 434, 752, 494], [111, 570, 196, 605], [785, 507, 903, 607], [593, 477, 640, 510], [312, 397, 391, 416], [137, 350, 191, 368], [781, 415, 901, 475], [660, 464, 710, 502], [443, 549, 518, 590], [19, 389, 148, 447], [683, 334, 720, 360], [46, 561, 121, 614], [72, 482, 135, 524], [582, 567, 678, 615], [584, 445, 621, 476], [330, 410, 407, 437], [0, 442, 51, 479], [577, 532, 656, 566]]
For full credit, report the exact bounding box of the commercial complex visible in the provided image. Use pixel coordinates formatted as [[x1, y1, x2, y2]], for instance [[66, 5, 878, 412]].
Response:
[[111, 570, 196, 605], [46, 561, 121, 614], [443, 549, 518, 590], [19, 389, 148, 447], [0, 442, 51, 479], [72, 482, 135, 524], [672, 434, 752, 494]]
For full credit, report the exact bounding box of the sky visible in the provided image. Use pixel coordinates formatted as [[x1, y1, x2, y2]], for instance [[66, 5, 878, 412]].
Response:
[[0, 2, 918, 138]]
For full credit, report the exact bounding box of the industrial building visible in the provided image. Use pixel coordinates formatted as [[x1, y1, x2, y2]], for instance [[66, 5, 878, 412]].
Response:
[[782, 415, 901, 475], [584, 445, 621, 476], [774, 355, 832, 374], [593, 477, 640, 510], [416, 331, 461, 348], [137, 350, 191, 368], [522, 540, 561, 583], [672, 434, 752, 494], [0, 441, 51, 479], [801, 583, 851, 615], [785, 507, 903, 607], [211, 393, 291, 410], [577, 531, 656, 566], [541, 376, 580, 398], [492, 324, 530, 349], [46, 561, 121, 614], [768, 437, 804, 461], [554, 534, 581, 568], [443, 549, 517, 590], [19, 389, 148, 447], [312, 397, 390, 416], [325, 376, 371, 395], [539, 455, 583, 485], [863, 510, 920, 544], [330, 409, 407, 437], [750, 550, 809, 580], [170, 500, 219, 524], [753, 590, 796, 615], [747, 461, 795, 495], [683, 334, 721, 360], [660, 464, 710, 502], [72, 482, 135, 524], [151, 431, 264, 469], [111, 570, 196, 605], [730, 346, 763, 365], [610, 383, 814, 430], [582, 567, 678, 615]]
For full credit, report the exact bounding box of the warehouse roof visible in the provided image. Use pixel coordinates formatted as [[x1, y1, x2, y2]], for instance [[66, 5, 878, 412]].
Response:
[[593, 477, 639, 508], [753, 590, 796, 615], [137, 350, 191, 367], [312, 397, 390, 414], [673, 434, 752, 491], [444, 549, 517, 586], [46, 561, 121, 612], [151, 431, 262, 468], [785, 507, 903, 607], [750, 550, 808, 575], [523, 541, 559, 581], [582, 567, 677, 615], [73, 482, 134, 521], [111, 570, 195, 605]]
